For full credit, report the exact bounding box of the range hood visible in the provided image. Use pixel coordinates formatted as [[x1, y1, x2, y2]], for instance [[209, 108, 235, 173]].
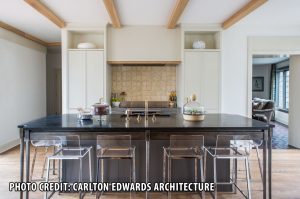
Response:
[[107, 26, 181, 66]]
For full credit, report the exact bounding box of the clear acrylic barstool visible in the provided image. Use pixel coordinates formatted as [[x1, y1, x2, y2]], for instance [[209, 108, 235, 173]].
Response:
[[44, 135, 92, 199], [205, 135, 252, 199], [30, 139, 62, 181], [96, 135, 136, 199], [163, 135, 205, 199]]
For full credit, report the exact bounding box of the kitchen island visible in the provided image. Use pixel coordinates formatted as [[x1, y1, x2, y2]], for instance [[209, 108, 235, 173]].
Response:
[[18, 113, 273, 199]]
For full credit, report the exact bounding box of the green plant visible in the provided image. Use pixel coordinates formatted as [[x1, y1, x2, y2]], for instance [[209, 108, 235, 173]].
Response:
[[111, 97, 120, 102]]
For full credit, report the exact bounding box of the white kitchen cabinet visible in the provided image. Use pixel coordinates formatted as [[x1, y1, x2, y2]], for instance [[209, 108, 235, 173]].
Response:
[[184, 51, 220, 113], [68, 50, 104, 112]]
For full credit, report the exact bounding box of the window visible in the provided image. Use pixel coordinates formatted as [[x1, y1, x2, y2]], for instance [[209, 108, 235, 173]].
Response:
[[275, 67, 289, 111]]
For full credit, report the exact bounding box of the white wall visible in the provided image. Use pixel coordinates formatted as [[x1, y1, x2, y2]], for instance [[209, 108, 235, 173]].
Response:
[[0, 28, 46, 152], [289, 55, 300, 148], [222, 25, 300, 116], [252, 64, 271, 99]]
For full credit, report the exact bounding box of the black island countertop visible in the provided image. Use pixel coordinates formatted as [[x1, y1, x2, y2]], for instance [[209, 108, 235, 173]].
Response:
[[18, 113, 273, 199], [18, 113, 271, 132]]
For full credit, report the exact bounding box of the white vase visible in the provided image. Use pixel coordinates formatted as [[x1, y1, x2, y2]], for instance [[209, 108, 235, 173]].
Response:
[[112, 102, 120, 107], [192, 40, 206, 49]]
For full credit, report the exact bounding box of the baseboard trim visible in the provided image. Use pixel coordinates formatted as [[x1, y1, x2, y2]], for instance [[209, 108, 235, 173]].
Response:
[[0, 139, 20, 154], [275, 120, 289, 128]]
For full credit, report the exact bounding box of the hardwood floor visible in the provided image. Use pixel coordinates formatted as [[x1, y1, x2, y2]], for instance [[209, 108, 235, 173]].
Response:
[[0, 147, 300, 199]]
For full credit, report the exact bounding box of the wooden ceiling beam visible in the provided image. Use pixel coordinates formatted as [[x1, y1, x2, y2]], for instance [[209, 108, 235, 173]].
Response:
[[24, 0, 65, 28], [0, 21, 61, 47], [47, 42, 61, 47], [0, 21, 48, 46], [167, 0, 189, 29], [222, 0, 268, 29], [103, 0, 121, 28]]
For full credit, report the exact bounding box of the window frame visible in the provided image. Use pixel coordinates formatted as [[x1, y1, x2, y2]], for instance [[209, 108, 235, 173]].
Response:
[[275, 66, 289, 113]]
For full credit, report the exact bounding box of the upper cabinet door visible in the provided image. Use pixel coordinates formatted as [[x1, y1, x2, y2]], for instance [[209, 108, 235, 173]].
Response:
[[68, 50, 86, 109], [184, 51, 204, 104], [86, 51, 104, 108], [184, 51, 220, 113], [202, 51, 220, 112]]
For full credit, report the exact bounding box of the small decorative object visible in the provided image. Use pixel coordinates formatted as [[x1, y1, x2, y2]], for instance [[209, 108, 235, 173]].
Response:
[[192, 40, 206, 49], [183, 94, 205, 121], [91, 98, 111, 116], [169, 91, 177, 108], [119, 91, 127, 102], [252, 77, 264, 92], [111, 97, 121, 107], [77, 108, 93, 120], [77, 42, 96, 49]]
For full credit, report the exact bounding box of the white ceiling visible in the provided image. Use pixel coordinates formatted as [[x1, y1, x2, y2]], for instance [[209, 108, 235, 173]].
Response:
[[179, 0, 250, 24], [1, 0, 300, 43], [115, 0, 174, 25], [0, 0, 60, 42], [41, 0, 109, 25], [239, 0, 300, 26]]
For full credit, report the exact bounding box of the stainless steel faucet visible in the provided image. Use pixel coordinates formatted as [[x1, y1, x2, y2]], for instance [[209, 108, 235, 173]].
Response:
[[125, 108, 131, 121]]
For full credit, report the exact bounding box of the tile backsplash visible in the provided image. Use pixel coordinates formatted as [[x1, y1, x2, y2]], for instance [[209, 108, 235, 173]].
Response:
[[111, 65, 176, 101]]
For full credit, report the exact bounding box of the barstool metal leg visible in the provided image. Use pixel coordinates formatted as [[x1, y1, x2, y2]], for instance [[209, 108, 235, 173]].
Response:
[[255, 145, 263, 181], [41, 147, 48, 178], [96, 158, 100, 199], [132, 155, 136, 183], [204, 150, 207, 181], [233, 158, 237, 194], [58, 159, 61, 195], [89, 149, 92, 183], [167, 157, 171, 199], [101, 159, 104, 183], [79, 158, 83, 199], [44, 158, 51, 199], [167, 157, 171, 183], [163, 149, 166, 183], [130, 158, 132, 183], [200, 158, 205, 199], [245, 157, 252, 199], [213, 157, 217, 199], [194, 158, 198, 182], [52, 147, 56, 175], [131, 155, 136, 199], [30, 147, 37, 181]]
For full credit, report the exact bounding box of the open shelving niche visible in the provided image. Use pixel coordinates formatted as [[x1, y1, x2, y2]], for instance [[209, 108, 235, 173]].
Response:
[[66, 29, 105, 50], [184, 31, 221, 51]]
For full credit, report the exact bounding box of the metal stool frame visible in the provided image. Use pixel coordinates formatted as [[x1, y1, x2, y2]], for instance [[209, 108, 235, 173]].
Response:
[[96, 135, 136, 199], [163, 135, 205, 199], [205, 135, 252, 199], [44, 135, 92, 199]]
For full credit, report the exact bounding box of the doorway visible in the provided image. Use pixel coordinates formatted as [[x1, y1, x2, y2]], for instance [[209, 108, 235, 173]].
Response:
[[46, 46, 62, 115], [252, 54, 290, 148]]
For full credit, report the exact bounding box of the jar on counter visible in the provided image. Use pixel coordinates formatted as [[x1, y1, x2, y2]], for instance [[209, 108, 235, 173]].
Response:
[[183, 94, 205, 121]]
